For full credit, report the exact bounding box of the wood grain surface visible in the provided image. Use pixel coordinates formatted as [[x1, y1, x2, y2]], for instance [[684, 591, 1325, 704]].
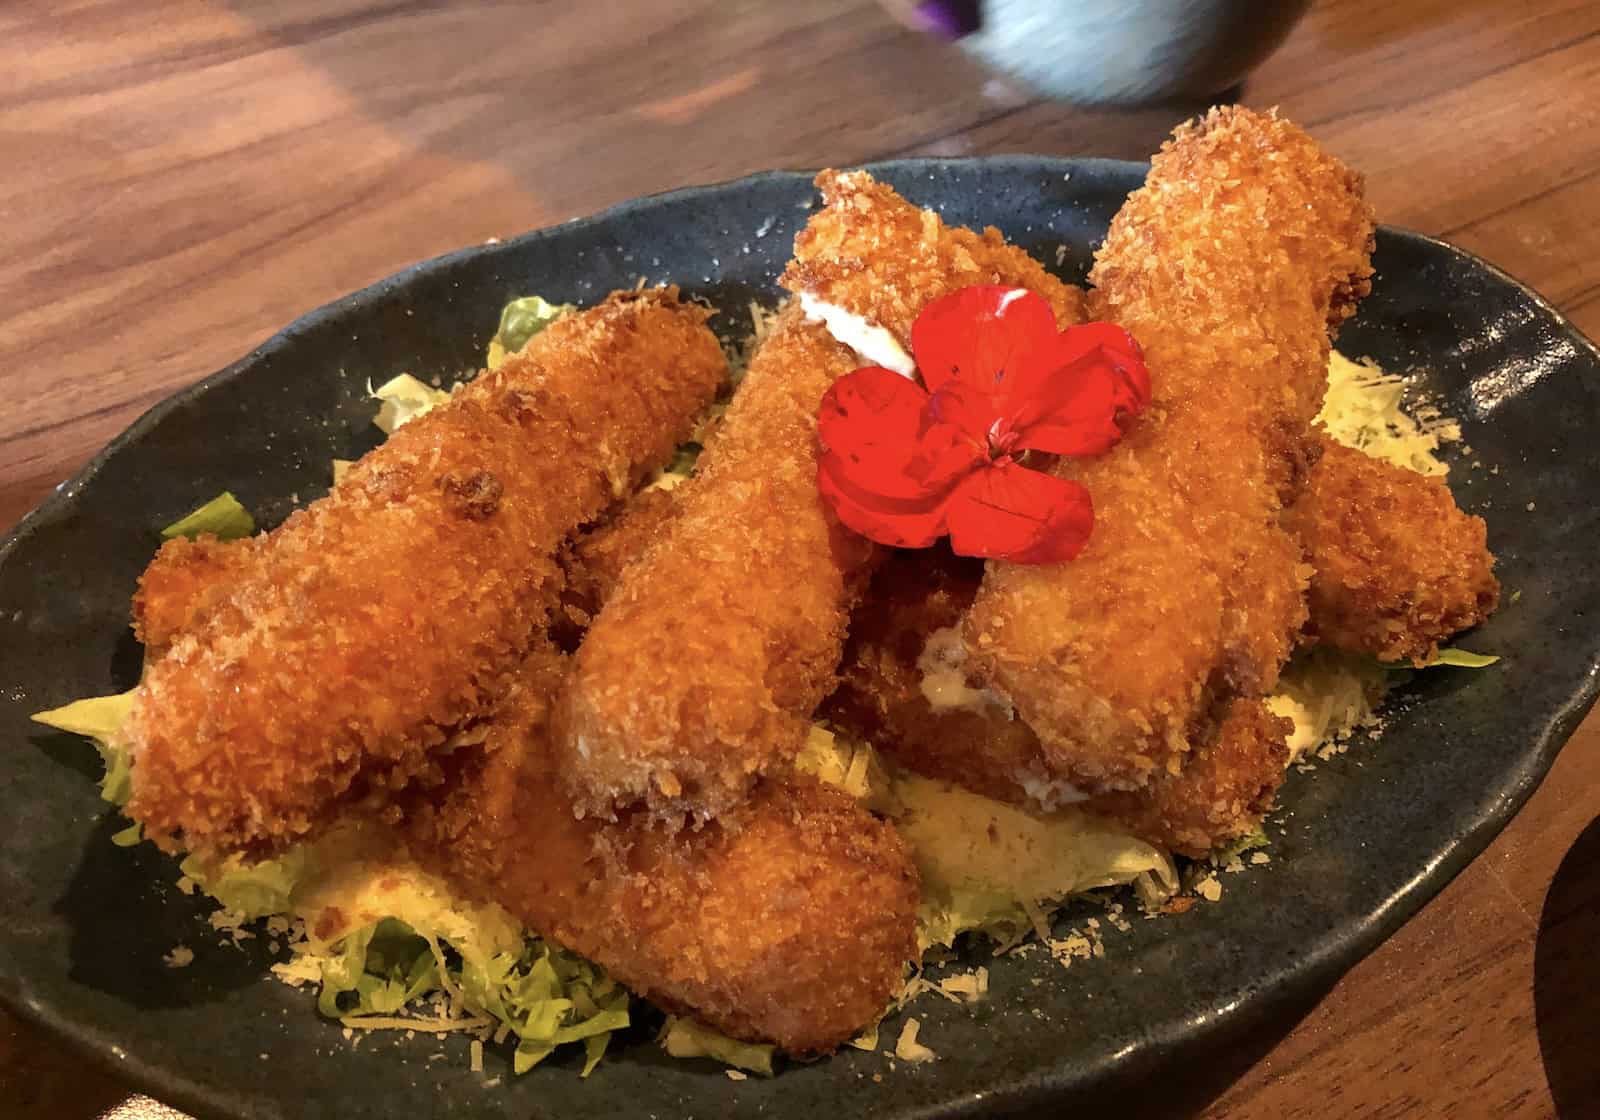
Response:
[[3, 1, 1597, 1117]]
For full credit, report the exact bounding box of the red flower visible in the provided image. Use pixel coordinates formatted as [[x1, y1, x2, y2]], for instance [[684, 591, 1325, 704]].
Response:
[[816, 285, 1150, 563]]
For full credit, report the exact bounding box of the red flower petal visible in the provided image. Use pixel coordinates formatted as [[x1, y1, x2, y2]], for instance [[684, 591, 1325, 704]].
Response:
[[817, 454, 951, 547], [816, 365, 983, 548], [925, 378, 1002, 452], [818, 366, 982, 496], [911, 286, 1060, 410], [945, 460, 1095, 563], [1012, 323, 1153, 456], [815, 291, 1142, 564]]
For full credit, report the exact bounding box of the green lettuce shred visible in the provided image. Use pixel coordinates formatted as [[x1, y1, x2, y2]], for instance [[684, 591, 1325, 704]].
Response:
[[160, 492, 255, 541], [458, 938, 630, 1075], [30, 689, 138, 806], [370, 375, 454, 435], [660, 1016, 777, 1076], [488, 295, 575, 368], [1212, 827, 1271, 865], [181, 848, 308, 920], [1426, 647, 1501, 669], [315, 919, 437, 1018]]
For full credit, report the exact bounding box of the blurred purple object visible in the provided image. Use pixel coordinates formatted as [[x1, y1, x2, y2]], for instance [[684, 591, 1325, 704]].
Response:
[[899, 0, 1312, 106], [913, 0, 981, 41]]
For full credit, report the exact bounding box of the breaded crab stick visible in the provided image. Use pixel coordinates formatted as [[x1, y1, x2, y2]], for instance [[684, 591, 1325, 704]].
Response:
[[125, 289, 726, 854], [411, 643, 920, 1055], [552, 305, 874, 818], [963, 107, 1376, 793], [1289, 438, 1499, 665], [823, 547, 1288, 858], [824, 436, 1496, 852], [780, 168, 1086, 347], [557, 171, 1094, 820]]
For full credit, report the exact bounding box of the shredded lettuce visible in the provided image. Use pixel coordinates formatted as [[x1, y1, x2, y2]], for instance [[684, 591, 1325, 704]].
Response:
[[313, 919, 435, 1018], [660, 1016, 776, 1076], [1268, 648, 1390, 763], [459, 941, 630, 1075], [191, 828, 633, 1076], [30, 689, 138, 806], [1212, 827, 1271, 866], [1425, 647, 1500, 669], [1318, 352, 1460, 476], [182, 847, 308, 920], [370, 374, 453, 435], [796, 725, 889, 808], [487, 295, 575, 369], [160, 492, 255, 541]]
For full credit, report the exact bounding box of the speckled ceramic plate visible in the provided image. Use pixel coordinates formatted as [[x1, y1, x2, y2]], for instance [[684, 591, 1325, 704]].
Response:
[[3, 159, 1597, 1120]]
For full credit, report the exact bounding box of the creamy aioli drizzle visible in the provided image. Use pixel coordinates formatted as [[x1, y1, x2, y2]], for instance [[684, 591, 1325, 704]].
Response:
[[798, 293, 916, 377], [916, 627, 1013, 716]]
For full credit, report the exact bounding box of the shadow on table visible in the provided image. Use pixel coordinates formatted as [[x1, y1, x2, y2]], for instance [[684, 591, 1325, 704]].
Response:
[[1535, 815, 1600, 1118]]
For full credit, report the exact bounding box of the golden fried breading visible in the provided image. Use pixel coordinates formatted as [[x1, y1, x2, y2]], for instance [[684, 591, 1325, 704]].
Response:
[[1082, 699, 1289, 858], [411, 645, 919, 1055], [821, 547, 1047, 806], [781, 168, 1086, 343], [554, 487, 679, 640], [824, 549, 1285, 855], [1289, 438, 1499, 665], [131, 533, 250, 656], [553, 305, 875, 818], [964, 107, 1376, 793], [126, 290, 726, 855]]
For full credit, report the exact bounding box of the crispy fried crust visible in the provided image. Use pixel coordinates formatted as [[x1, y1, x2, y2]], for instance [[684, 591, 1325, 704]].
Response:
[[1083, 699, 1289, 858], [554, 487, 679, 641], [821, 547, 1046, 805], [824, 549, 1285, 856], [781, 168, 1086, 342], [125, 290, 726, 855], [132, 533, 251, 657], [1289, 439, 1499, 664], [965, 107, 1376, 793], [410, 645, 919, 1055], [553, 305, 876, 818]]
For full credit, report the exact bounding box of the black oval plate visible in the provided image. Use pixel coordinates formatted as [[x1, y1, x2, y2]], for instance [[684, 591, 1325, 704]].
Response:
[[3, 159, 1598, 1120]]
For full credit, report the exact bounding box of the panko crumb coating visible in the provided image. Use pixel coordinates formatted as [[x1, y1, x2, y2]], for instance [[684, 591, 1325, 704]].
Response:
[[553, 304, 875, 819], [965, 106, 1376, 794], [1292, 439, 1499, 665], [132, 532, 250, 658], [781, 168, 1086, 342], [555, 486, 680, 640], [125, 289, 726, 855], [411, 644, 919, 1055], [825, 547, 1287, 857]]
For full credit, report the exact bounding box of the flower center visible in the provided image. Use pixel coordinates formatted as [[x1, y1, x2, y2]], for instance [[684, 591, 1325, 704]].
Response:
[[986, 416, 1020, 460]]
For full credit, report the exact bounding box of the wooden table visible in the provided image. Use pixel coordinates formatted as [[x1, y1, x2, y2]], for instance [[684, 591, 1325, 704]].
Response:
[[4, 1, 1597, 1116]]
